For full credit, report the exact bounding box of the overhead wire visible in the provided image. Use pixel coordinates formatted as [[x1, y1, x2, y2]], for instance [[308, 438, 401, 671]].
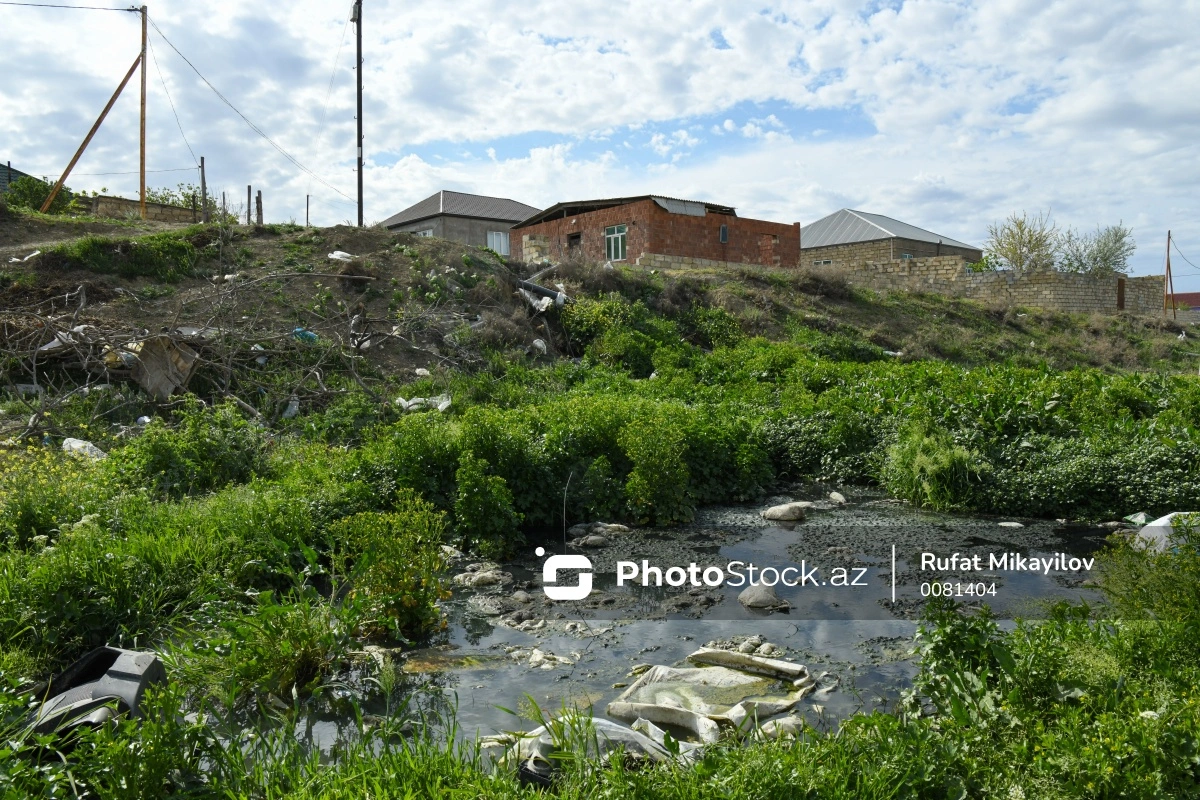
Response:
[[73, 167, 197, 176], [308, 5, 354, 202], [147, 33, 198, 168], [146, 14, 355, 203], [0, 1, 133, 9]]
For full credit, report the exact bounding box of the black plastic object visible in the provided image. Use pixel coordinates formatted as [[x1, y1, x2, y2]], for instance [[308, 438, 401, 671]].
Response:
[[31, 647, 166, 736]]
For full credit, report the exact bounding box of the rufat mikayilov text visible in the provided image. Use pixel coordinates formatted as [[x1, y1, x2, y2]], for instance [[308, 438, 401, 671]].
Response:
[[921, 552, 1095, 574]]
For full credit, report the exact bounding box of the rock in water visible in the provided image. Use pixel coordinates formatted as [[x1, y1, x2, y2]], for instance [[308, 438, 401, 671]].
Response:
[[829, 491, 847, 504], [761, 501, 812, 521], [738, 584, 788, 610]]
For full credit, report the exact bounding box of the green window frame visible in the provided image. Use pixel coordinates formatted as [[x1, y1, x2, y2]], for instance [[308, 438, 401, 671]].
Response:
[[605, 224, 627, 261]]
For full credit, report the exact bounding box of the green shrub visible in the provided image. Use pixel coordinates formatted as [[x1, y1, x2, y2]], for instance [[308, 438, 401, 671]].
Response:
[[106, 400, 269, 499], [327, 493, 450, 640], [454, 453, 523, 558], [883, 425, 990, 510], [620, 411, 694, 525], [44, 232, 199, 281], [3, 175, 72, 214], [352, 415, 459, 511]]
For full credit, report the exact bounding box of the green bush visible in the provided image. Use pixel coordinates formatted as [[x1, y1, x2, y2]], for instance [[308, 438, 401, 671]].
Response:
[[454, 453, 523, 558], [620, 411, 694, 525], [883, 424, 990, 510], [106, 400, 269, 499], [3, 175, 72, 214], [327, 492, 450, 640], [45, 232, 199, 281]]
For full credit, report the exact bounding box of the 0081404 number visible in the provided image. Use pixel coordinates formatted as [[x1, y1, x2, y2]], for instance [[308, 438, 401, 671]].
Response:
[[920, 582, 997, 598]]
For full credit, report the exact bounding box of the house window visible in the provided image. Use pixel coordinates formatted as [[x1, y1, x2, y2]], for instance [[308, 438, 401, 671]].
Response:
[[900, 253, 913, 259], [605, 224, 627, 261], [414, 229, 433, 237], [567, 233, 582, 254], [486, 230, 510, 255], [719, 224, 728, 244], [813, 259, 832, 266]]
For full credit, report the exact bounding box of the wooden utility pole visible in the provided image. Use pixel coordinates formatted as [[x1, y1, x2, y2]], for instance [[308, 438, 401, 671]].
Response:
[[1166, 231, 1177, 320], [352, 0, 363, 227], [40, 54, 142, 213], [139, 5, 148, 220], [306, 194, 310, 227], [199, 156, 208, 223], [246, 185, 251, 225], [255, 190, 263, 225]]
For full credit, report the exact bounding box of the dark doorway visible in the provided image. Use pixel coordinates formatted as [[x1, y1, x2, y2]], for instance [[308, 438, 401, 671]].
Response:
[[1117, 276, 1126, 310], [567, 233, 582, 256]]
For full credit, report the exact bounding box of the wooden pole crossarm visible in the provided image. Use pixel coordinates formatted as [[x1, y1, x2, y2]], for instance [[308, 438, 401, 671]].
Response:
[[40, 53, 143, 214]]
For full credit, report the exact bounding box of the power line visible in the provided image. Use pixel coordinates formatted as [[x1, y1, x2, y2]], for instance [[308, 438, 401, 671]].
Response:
[[308, 6, 352, 197], [0, 1, 133, 9], [146, 15, 355, 204], [147, 34, 198, 167], [73, 166, 197, 176], [1172, 238, 1199, 272]]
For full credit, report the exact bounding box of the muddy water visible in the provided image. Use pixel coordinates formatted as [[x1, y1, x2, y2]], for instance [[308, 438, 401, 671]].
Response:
[[396, 490, 1111, 741]]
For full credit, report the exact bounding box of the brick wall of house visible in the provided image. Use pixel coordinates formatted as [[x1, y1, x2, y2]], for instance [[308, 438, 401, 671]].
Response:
[[512, 198, 801, 267], [803, 237, 982, 266]]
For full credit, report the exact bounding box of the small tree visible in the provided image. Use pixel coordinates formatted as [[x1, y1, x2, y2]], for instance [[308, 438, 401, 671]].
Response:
[[985, 210, 1059, 272], [1057, 223, 1136, 275], [3, 176, 73, 215]]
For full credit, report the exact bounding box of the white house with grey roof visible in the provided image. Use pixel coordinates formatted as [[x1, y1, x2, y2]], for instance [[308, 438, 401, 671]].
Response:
[[380, 190, 540, 256], [802, 208, 982, 266]]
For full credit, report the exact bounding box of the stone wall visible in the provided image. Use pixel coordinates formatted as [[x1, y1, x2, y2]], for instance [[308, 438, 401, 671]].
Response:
[[834, 255, 1166, 315], [803, 237, 983, 266], [88, 195, 198, 223]]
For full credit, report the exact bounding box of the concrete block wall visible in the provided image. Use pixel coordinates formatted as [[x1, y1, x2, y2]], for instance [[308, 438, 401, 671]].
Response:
[[88, 195, 197, 223], [835, 256, 1167, 316]]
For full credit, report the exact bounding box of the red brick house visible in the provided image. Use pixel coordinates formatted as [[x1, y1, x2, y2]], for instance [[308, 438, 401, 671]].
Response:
[[510, 195, 801, 269]]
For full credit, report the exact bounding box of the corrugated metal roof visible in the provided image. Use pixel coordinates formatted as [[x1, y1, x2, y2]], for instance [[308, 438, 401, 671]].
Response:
[[381, 190, 540, 228], [802, 208, 977, 251], [653, 197, 706, 216], [515, 195, 737, 228]]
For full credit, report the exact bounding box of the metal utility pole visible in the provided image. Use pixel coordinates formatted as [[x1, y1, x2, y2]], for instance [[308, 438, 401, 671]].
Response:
[[352, 0, 363, 227], [139, 5, 148, 220]]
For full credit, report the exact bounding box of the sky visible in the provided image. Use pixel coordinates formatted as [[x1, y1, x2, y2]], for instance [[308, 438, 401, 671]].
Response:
[[1, 0, 1198, 285]]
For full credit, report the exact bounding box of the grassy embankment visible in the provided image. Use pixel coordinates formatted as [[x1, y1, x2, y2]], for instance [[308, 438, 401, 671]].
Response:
[[1, 215, 1199, 797]]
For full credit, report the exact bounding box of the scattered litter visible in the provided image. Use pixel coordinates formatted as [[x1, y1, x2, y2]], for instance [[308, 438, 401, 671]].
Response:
[[414, 367, 431, 377], [883, 350, 903, 357], [292, 327, 319, 343], [490, 715, 695, 786], [327, 251, 355, 261], [531, 338, 547, 355], [62, 438, 107, 460], [29, 647, 166, 736], [136, 416, 151, 426], [396, 394, 451, 413], [1135, 512, 1200, 552], [686, 647, 808, 680], [1123, 512, 1150, 526], [128, 336, 199, 402], [251, 344, 268, 366], [998, 521, 1024, 528], [281, 396, 300, 419], [7, 250, 40, 263]]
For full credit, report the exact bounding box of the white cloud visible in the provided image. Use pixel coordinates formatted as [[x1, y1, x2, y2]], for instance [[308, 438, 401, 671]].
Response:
[[1, 0, 1197, 281]]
